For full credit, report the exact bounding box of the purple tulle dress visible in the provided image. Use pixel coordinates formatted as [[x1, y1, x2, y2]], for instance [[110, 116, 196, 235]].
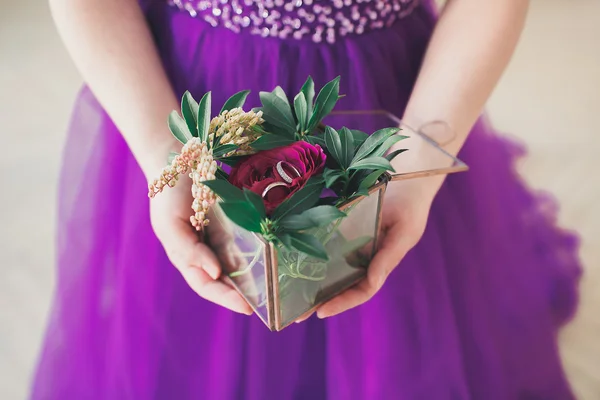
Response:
[[31, 0, 582, 399]]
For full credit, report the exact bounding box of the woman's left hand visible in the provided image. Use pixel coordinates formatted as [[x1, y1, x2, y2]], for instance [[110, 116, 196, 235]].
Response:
[[314, 176, 442, 319]]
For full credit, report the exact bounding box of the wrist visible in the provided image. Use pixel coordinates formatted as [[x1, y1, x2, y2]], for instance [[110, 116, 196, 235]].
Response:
[[134, 135, 182, 183]]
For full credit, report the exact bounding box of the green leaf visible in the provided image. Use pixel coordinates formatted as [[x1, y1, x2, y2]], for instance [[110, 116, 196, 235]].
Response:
[[369, 135, 409, 158], [349, 156, 395, 172], [220, 90, 250, 113], [287, 232, 329, 261], [272, 86, 290, 105], [300, 76, 315, 119], [278, 233, 292, 248], [280, 205, 346, 231], [213, 144, 238, 158], [167, 152, 179, 164], [243, 188, 267, 218], [201, 180, 245, 203], [293, 92, 308, 133], [385, 148, 408, 162], [349, 188, 370, 199], [324, 126, 344, 167], [197, 92, 212, 143], [359, 169, 385, 190], [353, 127, 401, 162], [350, 129, 369, 147], [305, 134, 326, 148], [220, 202, 262, 233], [272, 181, 324, 220], [323, 168, 343, 188], [181, 91, 199, 137], [215, 167, 229, 180], [251, 134, 296, 151], [219, 155, 246, 167], [338, 127, 354, 168], [168, 111, 192, 144], [307, 76, 340, 131], [259, 92, 296, 136]]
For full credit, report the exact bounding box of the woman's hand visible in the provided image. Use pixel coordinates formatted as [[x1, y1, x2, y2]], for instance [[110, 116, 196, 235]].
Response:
[[315, 176, 442, 319], [149, 174, 253, 315]]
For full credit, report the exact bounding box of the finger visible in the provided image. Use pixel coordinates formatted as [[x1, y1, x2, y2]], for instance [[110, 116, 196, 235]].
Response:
[[162, 219, 253, 314], [317, 227, 409, 318], [179, 265, 253, 315], [295, 311, 315, 323], [164, 218, 221, 280]]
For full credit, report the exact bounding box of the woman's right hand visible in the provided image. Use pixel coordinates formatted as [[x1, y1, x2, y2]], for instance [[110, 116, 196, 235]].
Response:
[[149, 173, 253, 315]]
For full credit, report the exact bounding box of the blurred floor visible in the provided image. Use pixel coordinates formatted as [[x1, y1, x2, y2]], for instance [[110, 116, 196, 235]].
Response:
[[0, 0, 598, 398]]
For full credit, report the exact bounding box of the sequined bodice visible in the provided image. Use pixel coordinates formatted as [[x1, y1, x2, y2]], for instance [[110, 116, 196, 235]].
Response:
[[169, 0, 421, 43]]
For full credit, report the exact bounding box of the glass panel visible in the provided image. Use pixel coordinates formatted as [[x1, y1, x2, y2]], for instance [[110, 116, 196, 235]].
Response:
[[322, 110, 468, 180], [275, 186, 383, 328], [205, 205, 270, 327]]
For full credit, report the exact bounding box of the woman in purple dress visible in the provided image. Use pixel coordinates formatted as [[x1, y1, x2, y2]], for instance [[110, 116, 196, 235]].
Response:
[[33, 0, 581, 398]]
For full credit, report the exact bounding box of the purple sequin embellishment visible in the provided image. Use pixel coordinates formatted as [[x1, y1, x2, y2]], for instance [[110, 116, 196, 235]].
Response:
[[168, 0, 420, 43]]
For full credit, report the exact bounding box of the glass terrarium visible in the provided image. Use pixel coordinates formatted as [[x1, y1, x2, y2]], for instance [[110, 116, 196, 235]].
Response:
[[206, 110, 468, 331]]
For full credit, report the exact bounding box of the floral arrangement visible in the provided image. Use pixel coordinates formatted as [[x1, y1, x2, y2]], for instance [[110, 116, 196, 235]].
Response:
[[149, 76, 407, 262]]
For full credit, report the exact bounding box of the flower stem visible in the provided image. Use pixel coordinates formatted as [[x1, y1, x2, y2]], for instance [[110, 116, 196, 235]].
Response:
[[229, 247, 262, 277]]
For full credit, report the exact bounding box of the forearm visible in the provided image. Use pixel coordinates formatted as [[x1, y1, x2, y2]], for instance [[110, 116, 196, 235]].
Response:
[[404, 0, 529, 156], [49, 0, 179, 179]]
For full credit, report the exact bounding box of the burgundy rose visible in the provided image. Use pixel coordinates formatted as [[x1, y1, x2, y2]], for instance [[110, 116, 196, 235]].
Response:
[[228, 141, 326, 214]]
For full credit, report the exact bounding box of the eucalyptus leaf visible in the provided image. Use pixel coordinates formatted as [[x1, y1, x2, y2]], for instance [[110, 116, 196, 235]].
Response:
[[251, 134, 296, 151], [244, 188, 267, 218], [272, 181, 324, 220], [201, 180, 245, 203], [213, 144, 238, 158], [280, 205, 346, 231], [181, 91, 199, 137], [168, 111, 192, 144], [300, 76, 315, 118], [197, 92, 212, 143], [220, 202, 263, 233], [349, 156, 394, 172], [307, 76, 340, 131], [287, 232, 329, 261], [293, 92, 308, 133], [324, 126, 344, 168], [338, 127, 354, 168], [220, 90, 250, 113], [259, 92, 296, 136], [353, 127, 401, 162]]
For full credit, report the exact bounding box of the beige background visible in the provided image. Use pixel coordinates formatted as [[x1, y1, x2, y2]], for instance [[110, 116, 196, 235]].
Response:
[[0, 0, 598, 398]]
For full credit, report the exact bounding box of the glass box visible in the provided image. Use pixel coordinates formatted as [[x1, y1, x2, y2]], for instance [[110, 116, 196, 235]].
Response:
[[206, 110, 468, 331]]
